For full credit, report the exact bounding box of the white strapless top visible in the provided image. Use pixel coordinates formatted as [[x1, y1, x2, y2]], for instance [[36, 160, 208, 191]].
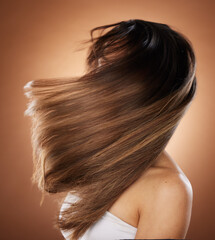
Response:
[[59, 192, 137, 240]]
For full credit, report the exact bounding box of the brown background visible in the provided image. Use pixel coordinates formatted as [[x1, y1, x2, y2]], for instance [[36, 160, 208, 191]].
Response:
[[0, 0, 214, 239]]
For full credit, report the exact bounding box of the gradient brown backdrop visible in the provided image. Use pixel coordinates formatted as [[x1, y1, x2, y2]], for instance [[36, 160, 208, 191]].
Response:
[[0, 0, 214, 239]]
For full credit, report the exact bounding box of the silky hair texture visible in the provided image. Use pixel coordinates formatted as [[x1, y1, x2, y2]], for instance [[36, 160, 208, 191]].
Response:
[[24, 19, 197, 240]]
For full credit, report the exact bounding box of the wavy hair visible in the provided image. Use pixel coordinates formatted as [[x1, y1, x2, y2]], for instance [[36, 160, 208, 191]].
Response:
[[23, 19, 197, 240]]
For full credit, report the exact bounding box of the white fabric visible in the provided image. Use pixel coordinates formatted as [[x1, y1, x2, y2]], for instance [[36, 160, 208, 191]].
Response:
[[59, 192, 137, 240]]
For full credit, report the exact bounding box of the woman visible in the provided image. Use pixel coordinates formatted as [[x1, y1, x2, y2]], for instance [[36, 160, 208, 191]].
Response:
[[24, 19, 197, 240]]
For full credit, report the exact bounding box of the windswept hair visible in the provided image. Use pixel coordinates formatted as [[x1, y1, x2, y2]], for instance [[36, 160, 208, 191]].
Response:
[[24, 19, 197, 240]]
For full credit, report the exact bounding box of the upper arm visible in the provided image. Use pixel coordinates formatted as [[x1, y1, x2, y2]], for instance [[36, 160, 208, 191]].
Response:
[[135, 173, 193, 239]]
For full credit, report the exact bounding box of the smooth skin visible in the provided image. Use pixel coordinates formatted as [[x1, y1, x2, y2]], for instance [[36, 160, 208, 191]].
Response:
[[134, 151, 193, 239], [107, 150, 193, 239]]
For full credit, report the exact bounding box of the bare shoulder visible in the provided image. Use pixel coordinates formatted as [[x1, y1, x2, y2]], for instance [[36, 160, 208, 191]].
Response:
[[136, 163, 193, 216], [136, 150, 193, 196], [134, 151, 193, 239], [142, 167, 193, 208]]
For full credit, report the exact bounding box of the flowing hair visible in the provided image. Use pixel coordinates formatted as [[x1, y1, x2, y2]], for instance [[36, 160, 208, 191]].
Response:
[[23, 19, 197, 240]]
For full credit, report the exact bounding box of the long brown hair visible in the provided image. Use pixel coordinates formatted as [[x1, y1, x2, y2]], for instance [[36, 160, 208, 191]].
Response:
[[23, 19, 197, 239]]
